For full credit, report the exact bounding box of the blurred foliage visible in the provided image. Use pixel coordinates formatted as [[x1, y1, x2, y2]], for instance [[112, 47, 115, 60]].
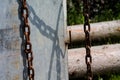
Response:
[[67, 0, 84, 25], [67, 0, 120, 25]]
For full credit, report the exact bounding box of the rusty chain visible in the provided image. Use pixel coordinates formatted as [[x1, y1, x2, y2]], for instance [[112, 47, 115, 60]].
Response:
[[21, 0, 34, 80], [83, 0, 93, 80]]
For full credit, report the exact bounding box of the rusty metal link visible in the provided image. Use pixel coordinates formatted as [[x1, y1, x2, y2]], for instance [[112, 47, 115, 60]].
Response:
[[21, 0, 34, 80], [83, 0, 93, 80]]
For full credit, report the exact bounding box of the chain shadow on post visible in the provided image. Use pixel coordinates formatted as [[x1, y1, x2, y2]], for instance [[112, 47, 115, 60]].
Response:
[[17, 0, 28, 80], [28, 2, 65, 80]]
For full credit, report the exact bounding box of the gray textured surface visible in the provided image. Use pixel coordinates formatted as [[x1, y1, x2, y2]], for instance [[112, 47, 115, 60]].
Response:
[[68, 44, 120, 78], [67, 20, 120, 43], [0, 0, 68, 80]]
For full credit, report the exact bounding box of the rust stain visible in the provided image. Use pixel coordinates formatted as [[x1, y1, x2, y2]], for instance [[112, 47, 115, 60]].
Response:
[[116, 27, 120, 32], [0, 53, 19, 60], [12, 24, 18, 33], [11, 4, 18, 16], [14, 39, 19, 49], [12, 60, 19, 69], [13, 75, 19, 80]]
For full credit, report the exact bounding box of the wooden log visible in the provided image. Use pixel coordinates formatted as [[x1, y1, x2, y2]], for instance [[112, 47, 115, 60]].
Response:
[[66, 20, 120, 43], [68, 44, 120, 78]]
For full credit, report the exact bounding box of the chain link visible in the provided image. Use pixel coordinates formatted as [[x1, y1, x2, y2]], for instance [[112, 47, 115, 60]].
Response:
[[83, 0, 93, 80], [21, 0, 34, 80]]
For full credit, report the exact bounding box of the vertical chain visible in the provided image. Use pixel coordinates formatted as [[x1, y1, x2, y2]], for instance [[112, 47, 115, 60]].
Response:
[[83, 0, 93, 80], [21, 0, 34, 80]]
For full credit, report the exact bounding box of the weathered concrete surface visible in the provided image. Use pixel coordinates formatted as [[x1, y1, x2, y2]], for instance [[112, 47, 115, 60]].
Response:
[[68, 44, 120, 78], [0, 0, 68, 80]]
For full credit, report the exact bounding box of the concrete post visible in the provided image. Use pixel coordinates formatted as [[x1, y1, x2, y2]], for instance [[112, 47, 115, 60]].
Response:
[[0, 0, 68, 80]]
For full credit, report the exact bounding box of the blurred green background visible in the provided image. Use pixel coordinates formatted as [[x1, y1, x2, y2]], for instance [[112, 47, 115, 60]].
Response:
[[67, 0, 120, 80], [67, 0, 120, 25]]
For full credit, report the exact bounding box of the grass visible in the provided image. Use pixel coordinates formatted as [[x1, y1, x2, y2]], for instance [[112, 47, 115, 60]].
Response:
[[98, 74, 120, 80], [110, 75, 120, 80], [70, 74, 120, 80]]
